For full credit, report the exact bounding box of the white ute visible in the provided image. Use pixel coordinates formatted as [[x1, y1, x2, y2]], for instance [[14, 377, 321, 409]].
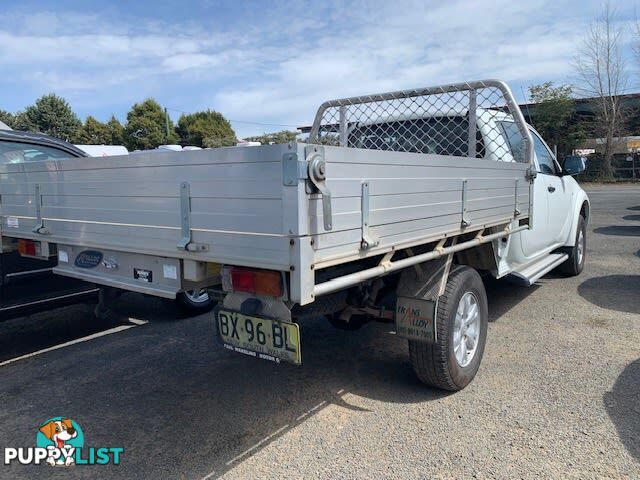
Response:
[[0, 80, 589, 390]]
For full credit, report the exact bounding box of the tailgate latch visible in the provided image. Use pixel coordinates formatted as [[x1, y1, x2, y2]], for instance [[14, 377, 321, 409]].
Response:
[[360, 182, 378, 250], [32, 184, 51, 235], [177, 182, 209, 252], [526, 166, 537, 183], [306, 147, 332, 231]]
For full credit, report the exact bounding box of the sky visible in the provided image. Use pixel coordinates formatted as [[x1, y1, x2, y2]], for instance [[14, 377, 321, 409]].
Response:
[[0, 0, 638, 138]]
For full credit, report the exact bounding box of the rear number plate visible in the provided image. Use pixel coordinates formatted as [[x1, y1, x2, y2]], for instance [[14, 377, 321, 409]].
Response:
[[217, 310, 301, 365]]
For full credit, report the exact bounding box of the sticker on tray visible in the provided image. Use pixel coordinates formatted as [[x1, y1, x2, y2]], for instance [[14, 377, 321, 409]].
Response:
[[134, 268, 152, 283], [163, 264, 177, 280]]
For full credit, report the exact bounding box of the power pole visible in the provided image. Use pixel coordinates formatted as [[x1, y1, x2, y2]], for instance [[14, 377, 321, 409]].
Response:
[[164, 108, 170, 143]]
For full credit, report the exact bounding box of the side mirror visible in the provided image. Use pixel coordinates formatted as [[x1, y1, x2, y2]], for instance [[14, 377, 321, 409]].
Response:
[[562, 156, 586, 176]]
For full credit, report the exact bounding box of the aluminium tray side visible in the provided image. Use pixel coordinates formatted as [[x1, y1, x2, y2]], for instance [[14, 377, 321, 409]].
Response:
[[0, 141, 530, 305], [0, 144, 299, 272], [288, 142, 531, 304], [304, 144, 530, 266]]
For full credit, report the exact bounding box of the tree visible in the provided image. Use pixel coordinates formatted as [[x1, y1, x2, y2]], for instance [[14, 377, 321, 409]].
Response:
[[12, 94, 82, 142], [0, 110, 14, 128], [77, 116, 111, 144], [124, 99, 178, 150], [528, 82, 585, 158], [106, 116, 125, 145], [245, 130, 298, 145], [176, 110, 236, 148], [574, 3, 627, 178]]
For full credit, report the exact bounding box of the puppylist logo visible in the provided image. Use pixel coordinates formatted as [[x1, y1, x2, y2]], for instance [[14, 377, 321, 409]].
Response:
[[3, 417, 123, 467]]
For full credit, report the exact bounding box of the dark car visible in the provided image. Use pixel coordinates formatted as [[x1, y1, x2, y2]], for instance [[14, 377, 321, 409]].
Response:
[[0, 129, 100, 319]]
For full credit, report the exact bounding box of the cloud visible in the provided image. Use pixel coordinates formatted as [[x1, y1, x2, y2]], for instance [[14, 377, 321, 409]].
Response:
[[0, 0, 635, 137], [214, 0, 603, 135]]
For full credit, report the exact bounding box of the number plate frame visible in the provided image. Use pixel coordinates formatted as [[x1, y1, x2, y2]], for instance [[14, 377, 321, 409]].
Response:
[[216, 309, 302, 365]]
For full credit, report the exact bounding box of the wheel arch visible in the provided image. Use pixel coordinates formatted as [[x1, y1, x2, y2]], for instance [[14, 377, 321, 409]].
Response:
[[580, 199, 590, 223], [564, 192, 590, 247]]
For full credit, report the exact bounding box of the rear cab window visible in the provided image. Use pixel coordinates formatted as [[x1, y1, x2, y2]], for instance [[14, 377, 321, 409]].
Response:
[[499, 121, 527, 163], [349, 116, 486, 158], [499, 121, 560, 174], [0, 141, 74, 164], [530, 131, 558, 175]]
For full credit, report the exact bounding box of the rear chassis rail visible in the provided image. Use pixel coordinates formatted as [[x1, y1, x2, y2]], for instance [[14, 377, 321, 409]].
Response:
[[314, 223, 529, 298]]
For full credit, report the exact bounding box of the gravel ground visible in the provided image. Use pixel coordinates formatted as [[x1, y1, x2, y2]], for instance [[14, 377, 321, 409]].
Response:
[[220, 185, 640, 480], [0, 184, 637, 479]]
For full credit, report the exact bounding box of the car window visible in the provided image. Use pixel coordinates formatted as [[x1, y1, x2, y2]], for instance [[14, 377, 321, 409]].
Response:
[[0, 141, 74, 164], [530, 131, 558, 175], [499, 121, 526, 163], [349, 116, 486, 158]]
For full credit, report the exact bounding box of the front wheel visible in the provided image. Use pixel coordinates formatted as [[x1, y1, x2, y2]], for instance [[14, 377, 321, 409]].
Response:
[[175, 289, 217, 315], [408, 265, 488, 391]]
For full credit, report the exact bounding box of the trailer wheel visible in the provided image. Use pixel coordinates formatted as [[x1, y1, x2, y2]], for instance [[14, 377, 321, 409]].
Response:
[[558, 215, 586, 277], [408, 265, 488, 391], [175, 289, 217, 315]]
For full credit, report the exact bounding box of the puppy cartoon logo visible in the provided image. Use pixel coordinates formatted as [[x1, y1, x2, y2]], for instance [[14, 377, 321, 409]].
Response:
[[36, 417, 84, 466], [3, 417, 122, 466]]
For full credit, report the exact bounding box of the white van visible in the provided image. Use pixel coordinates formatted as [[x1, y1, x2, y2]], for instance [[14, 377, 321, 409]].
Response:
[[75, 145, 129, 157]]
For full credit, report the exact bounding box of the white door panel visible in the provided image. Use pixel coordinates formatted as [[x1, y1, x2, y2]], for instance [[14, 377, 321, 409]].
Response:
[[519, 128, 569, 259], [545, 175, 573, 243], [499, 122, 574, 263]]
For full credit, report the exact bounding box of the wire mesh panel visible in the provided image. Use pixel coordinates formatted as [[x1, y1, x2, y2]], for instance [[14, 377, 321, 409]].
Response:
[[309, 80, 533, 164]]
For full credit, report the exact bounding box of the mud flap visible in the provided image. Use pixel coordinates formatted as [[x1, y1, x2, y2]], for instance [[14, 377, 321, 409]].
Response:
[[395, 247, 456, 343], [395, 296, 438, 343]]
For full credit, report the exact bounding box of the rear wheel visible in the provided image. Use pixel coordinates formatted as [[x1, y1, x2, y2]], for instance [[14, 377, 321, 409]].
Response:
[[409, 265, 488, 391], [175, 289, 216, 315], [558, 215, 586, 276]]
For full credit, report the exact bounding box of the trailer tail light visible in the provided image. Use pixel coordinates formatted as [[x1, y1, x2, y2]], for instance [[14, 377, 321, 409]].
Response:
[[17, 239, 42, 257], [222, 266, 284, 297]]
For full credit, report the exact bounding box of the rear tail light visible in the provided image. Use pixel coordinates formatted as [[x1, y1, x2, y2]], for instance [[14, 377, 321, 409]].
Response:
[[222, 266, 284, 297], [17, 239, 42, 257]]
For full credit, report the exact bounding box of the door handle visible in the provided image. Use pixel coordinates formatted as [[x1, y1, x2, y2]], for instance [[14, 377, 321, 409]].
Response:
[[548, 186, 556, 193]]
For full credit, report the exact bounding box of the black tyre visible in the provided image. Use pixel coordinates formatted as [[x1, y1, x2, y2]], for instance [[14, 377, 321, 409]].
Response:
[[408, 265, 488, 391], [558, 215, 586, 277], [175, 289, 217, 315]]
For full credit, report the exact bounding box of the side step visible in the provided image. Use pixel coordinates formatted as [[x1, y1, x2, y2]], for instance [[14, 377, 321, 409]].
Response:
[[508, 253, 569, 286]]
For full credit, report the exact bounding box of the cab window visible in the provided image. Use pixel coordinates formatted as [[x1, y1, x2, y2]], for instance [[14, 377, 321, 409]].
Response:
[[498, 121, 526, 163], [499, 121, 559, 173], [0, 141, 73, 164], [531, 131, 558, 175], [349, 116, 486, 158]]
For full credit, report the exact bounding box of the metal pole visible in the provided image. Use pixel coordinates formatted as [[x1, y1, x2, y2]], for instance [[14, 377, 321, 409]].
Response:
[[164, 107, 170, 142], [468, 90, 477, 158], [339, 106, 347, 147]]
